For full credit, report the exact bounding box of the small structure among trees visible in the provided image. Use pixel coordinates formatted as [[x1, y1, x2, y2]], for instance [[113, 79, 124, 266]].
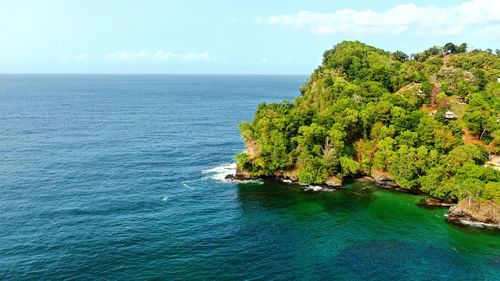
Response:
[[445, 110, 458, 119], [444, 42, 467, 54], [487, 155, 500, 170], [453, 97, 466, 104]]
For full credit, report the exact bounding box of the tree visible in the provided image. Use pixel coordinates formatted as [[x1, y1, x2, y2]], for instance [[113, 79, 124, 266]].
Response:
[[419, 166, 454, 199], [392, 50, 409, 62], [463, 93, 498, 139], [444, 42, 457, 54], [298, 151, 328, 184], [323, 129, 346, 174], [457, 43, 467, 53], [483, 182, 500, 203], [340, 157, 360, 177], [445, 145, 487, 168], [373, 137, 396, 169]]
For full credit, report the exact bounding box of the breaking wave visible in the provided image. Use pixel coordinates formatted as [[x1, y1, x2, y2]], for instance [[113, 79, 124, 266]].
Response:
[[303, 185, 335, 192], [202, 163, 262, 184], [202, 163, 236, 181]]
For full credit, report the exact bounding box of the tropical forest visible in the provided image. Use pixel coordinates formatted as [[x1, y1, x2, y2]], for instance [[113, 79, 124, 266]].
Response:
[[236, 41, 500, 225]]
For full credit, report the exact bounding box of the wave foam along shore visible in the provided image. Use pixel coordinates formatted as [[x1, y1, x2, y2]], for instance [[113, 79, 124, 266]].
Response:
[[202, 163, 237, 181], [304, 185, 335, 192], [202, 163, 263, 184]]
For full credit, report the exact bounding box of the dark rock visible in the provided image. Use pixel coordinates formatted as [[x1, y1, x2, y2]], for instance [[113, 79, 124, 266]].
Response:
[[447, 207, 467, 221], [375, 179, 398, 189], [361, 176, 375, 182], [371, 169, 399, 189], [274, 169, 299, 182], [226, 167, 258, 181], [325, 176, 343, 188], [419, 197, 455, 208]]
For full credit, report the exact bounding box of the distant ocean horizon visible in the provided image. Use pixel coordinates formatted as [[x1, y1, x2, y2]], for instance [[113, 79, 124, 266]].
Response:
[[0, 73, 312, 76], [0, 75, 498, 280]]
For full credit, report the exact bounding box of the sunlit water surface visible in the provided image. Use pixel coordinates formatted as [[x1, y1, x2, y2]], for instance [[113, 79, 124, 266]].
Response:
[[0, 75, 498, 280]]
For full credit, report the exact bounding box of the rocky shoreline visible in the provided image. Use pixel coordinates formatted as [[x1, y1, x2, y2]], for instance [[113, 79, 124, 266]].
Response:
[[227, 167, 499, 229], [225, 167, 342, 192], [447, 198, 500, 229], [418, 197, 455, 208]]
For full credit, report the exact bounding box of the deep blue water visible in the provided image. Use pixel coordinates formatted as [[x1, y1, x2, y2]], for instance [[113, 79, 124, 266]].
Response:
[[0, 75, 498, 280]]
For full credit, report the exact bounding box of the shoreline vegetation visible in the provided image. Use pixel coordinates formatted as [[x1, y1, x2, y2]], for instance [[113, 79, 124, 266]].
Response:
[[229, 41, 500, 229]]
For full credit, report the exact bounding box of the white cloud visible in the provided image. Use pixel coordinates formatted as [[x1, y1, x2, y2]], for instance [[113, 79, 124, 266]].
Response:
[[475, 24, 500, 38], [107, 50, 148, 62], [258, 0, 500, 38], [73, 53, 91, 62], [153, 50, 216, 62], [106, 50, 217, 63], [62, 53, 91, 63]]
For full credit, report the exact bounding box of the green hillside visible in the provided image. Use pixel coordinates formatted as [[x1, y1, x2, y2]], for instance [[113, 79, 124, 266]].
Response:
[[237, 41, 500, 208]]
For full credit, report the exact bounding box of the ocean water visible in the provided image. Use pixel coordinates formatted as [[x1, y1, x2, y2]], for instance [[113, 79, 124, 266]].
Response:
[[0, 75, 498, 280]]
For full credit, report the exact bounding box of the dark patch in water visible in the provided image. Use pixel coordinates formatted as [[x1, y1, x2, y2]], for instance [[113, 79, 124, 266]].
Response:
[[236, 178, 377, 215], [326, 240, 483, 280]]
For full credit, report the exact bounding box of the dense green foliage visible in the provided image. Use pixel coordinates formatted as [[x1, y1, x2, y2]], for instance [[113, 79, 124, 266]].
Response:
[[238, 41, 500, 202]]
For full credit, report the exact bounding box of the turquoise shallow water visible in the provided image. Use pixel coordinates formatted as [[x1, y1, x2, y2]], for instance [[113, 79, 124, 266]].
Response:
[[0, 75, 498, 280]]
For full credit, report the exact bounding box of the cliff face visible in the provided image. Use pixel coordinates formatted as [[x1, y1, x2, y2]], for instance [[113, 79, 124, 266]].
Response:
[[370, 169, 398, 189], [245, 140, 258, 159], [448, 198, 500, 228]]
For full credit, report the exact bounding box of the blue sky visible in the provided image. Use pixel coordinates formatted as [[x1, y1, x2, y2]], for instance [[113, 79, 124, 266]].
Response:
[[1, 0, 498, 74]]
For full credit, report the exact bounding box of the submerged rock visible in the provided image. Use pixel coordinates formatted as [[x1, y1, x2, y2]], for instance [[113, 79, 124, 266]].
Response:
[[447, 198, 500, 229]]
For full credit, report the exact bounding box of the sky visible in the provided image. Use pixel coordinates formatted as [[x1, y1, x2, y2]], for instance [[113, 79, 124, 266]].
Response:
[[1, 0, 499, 74]]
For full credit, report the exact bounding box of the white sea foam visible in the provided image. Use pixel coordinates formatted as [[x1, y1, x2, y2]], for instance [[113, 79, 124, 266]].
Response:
[[202, 163, 262, 184], [304, 185, 324, 192], [457, 219, 500, 228], [303, 185, 334, 192], [202, 163, 236, 174], [444, 214, 500, 228], [181, 181, 194, 190], [236, 179, 264, 185], [202, 163, 236, 181]]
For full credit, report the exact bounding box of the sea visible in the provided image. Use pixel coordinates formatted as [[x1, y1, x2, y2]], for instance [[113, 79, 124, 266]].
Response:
[[0, 74, 498, 280]]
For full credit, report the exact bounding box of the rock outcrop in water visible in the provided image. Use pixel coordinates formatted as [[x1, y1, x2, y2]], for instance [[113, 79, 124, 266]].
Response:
[[421, 197, 455, 207], [447, 198, 500, 228], [225, 167, 257, 181]]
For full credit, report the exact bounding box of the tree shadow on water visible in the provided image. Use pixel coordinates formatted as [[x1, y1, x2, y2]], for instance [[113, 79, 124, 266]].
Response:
[[234, 179, 378, 219]]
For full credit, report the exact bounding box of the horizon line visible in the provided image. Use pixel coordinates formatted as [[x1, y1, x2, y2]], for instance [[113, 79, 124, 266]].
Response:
[[0, 72, 310, 76]]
